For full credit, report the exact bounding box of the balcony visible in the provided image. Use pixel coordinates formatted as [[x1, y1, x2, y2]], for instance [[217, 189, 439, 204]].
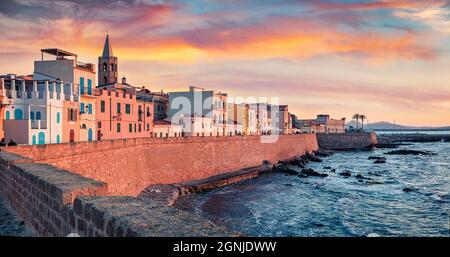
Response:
[[31, 120, 47, 129]]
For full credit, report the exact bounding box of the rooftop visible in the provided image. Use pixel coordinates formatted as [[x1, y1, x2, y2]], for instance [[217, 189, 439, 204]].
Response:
[[41, 48, 77, 58]]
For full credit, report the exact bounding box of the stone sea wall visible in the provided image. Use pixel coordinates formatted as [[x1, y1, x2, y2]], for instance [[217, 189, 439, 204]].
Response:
[[316, 132, 377, 150], [5, 134, 318, 196], [0, 151, 231, 237]]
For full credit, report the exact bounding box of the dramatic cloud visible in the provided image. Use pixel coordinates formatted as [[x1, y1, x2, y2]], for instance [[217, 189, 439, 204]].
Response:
[[0, 0, 449, 125]]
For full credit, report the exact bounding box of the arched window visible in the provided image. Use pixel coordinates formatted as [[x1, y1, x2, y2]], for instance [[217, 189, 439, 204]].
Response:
[[30, 111, 35, 120], [32, 135, 36, 145], [103, 63, 107, 72], [38, 132, 45, 145], [14, 109, 23, 120], [81, 123, 87, 129], [56, 112, 60, 123], [36, 111, 41, 120], [5, 111, 10, 120]]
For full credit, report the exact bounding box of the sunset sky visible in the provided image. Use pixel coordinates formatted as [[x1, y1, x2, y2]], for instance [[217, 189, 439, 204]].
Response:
[[0, 0, 449, 126]]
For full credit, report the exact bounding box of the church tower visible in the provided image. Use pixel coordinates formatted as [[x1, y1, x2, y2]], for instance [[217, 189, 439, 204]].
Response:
[[98, 34, 118, 86]]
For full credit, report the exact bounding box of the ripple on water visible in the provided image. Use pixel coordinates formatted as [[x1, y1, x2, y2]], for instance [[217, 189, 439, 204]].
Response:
[[191, 142, 450, 236]]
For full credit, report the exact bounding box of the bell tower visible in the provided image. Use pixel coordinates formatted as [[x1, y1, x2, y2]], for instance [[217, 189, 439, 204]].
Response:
[[98, 34, 118, 86]]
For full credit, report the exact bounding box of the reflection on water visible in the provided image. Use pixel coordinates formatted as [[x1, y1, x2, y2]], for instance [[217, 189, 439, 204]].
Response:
[[187, 142, 450, 237]]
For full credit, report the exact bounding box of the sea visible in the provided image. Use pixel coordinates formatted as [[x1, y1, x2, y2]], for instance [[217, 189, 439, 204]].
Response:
[[185, 131, 450, 237]]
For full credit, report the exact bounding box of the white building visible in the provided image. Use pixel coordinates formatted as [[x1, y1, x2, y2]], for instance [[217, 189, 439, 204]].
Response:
[[34, 48, 97, 142], [152, 120, 182, 138], [168, 86, 228, 136], [1, 75, 77, 145], [179, 115, 214, 137]]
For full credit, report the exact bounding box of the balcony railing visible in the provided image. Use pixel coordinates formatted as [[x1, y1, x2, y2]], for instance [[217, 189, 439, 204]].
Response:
[[30, 120, 47, 129]]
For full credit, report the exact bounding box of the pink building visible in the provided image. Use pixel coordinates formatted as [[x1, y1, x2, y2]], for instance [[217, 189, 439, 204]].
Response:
[[95, 84, 154, 141]]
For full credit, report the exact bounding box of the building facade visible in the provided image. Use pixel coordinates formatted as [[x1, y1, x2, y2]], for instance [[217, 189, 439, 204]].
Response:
[[168, 86, 228, 136], [1, 75, 77, 145], [34, 48, 96, 142], [136, 88, 168, 121], [298, 114, 345, 134]]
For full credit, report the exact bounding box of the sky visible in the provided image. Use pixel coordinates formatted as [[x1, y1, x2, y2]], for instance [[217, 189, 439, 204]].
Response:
[[0, 0, 449, 126]]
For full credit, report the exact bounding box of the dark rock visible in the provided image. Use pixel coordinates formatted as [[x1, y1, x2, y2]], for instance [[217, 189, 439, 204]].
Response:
[[305, 152, 323, 162], [287, 169, 299, 176], [312, 222, 325, 227], [374, 158, 386, 164], [330, 169, 336, 173], [339, 171, 352, 177], [366, 181, 383, 185], [355, 174, 371, 180], [385, 150, 435, 156], [298, 174, 308, 178], [284, 183, 293, 187], [262, 160, 271, 165], [403, 187, 416, 192], [323, 166, 332, 169], [273, 163, 298, 175], [368, 156, 385, 160], [315, 150, 333, 157], [273, 163, 288, 172], [301, 168, 328, 177]]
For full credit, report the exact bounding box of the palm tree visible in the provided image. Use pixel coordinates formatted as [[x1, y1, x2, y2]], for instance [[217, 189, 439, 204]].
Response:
[[360, 114, 367, 131], [352, 113, 360, 130]]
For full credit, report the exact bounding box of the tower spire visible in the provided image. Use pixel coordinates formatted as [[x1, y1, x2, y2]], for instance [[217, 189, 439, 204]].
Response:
[[98, 33, 118, 86], [102, 33, 113, 57]]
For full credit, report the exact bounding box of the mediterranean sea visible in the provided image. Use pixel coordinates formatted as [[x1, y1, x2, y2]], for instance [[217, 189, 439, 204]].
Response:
[[187, 138, 450, 237]]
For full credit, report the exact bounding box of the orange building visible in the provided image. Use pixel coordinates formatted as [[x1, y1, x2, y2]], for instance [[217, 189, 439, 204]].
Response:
[[95, 84, 154, 141]]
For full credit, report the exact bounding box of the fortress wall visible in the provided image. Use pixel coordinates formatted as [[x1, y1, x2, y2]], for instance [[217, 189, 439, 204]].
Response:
[[4, 134, 319, 196]]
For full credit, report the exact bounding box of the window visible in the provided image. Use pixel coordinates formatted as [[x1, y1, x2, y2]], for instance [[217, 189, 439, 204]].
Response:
[[38, 132, 45, 145], [30, 111, 35, 120], [101, 101, 105, 113], [88, 129, 93, 141], [125, 104, 131, 114], [117, 103, 121, 114], [98, 122, 102, 129], [68, 108, 77, 122], [134, 123, 136, 132], [103, 63, 107, 72], [139, 124, 141, 132], [32, 135, 36, 145], [56, 112, 60, 123], [103, 76, 107, 85], [88, 104, 93, 114], [117, 123, 121, 133], [146, 107, 150, 117], [129, 123, 133, 133], [147, 124, 150, 131], [80, 77, 85, 94], [5, 111, 10, 120], [80, 103, 85, 114], [56, 135, 60, 144], [35, 111, 41, 120], [87, 79, 92, 95], [14, 109, 23, 120]]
